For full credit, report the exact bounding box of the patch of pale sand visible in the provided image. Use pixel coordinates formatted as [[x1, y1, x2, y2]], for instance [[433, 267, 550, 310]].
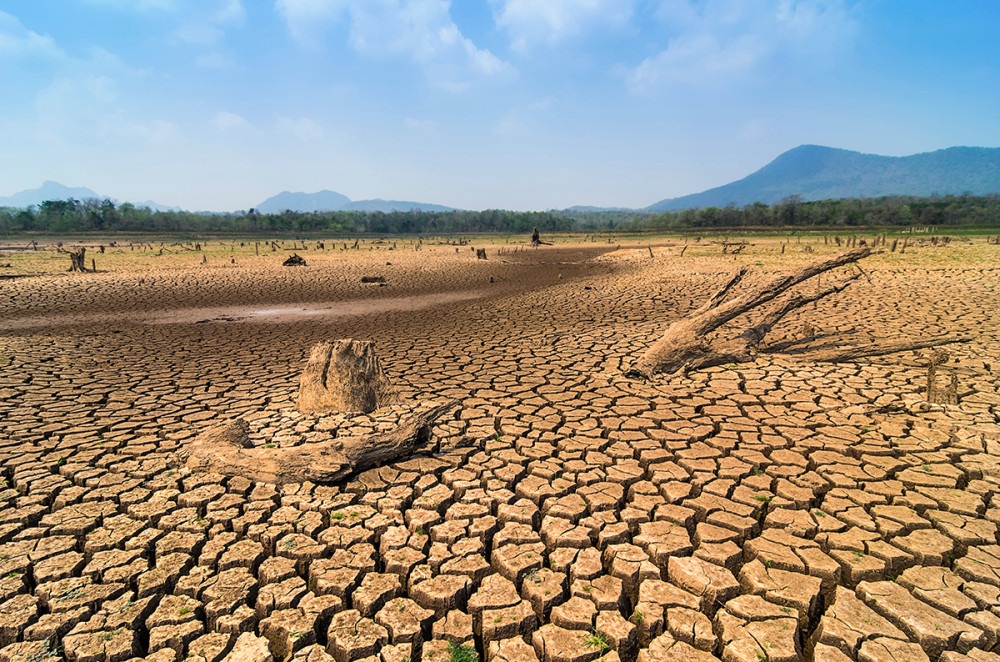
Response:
[[0, 289, 491, 330]]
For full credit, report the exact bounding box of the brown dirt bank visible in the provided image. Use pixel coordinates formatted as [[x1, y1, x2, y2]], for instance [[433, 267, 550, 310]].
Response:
[[0, 244, 615, 328]]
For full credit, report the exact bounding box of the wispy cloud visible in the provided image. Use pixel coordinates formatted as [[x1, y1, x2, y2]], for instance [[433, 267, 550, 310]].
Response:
[[277, 116, 324, 140], [35, 71, 178, 146], [492, 96, 555, 135], [403, 117, 438, 131], [195, 51, 239, 69], [78, 0, 246, 55], [489, 0, 633, 52], [0, 10, 63, 59], [275, 0, 514, 90], [213, 111, 251, 131], [628, 0, 860, 93]]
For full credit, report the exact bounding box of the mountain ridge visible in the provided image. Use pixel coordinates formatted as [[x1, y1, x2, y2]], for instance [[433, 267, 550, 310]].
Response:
[[0, 181, 180, 212], [255, 190, 455, 214], [646, 145, 1000, 211]]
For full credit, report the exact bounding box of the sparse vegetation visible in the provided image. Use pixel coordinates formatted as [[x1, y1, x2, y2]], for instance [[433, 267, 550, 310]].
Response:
[[447, 641, 478, 662], [586, 630, 611, 653]]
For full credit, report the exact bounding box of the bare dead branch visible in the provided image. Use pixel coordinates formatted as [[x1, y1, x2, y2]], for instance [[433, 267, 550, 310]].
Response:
[[804, 336, 973, 363]]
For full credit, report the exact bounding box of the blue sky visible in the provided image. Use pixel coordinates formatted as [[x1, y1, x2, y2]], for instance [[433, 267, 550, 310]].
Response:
[[1, 0, 998, 211]]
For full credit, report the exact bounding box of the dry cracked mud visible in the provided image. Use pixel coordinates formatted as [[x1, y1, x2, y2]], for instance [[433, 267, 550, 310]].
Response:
[[1, 236, 999, 662]]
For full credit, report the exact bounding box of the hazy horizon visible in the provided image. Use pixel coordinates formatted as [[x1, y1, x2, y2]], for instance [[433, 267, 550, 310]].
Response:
[[2, 1, 999, 212]]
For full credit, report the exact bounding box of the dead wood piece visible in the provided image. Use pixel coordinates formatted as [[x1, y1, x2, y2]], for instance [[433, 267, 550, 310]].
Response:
[[283, 254, 307, 267], [361, 276, 386, 284], [58, 247, 91, 272], [628, 248, 876, 378], [807, 336, 973, 364], [181, 401, 457, 485], [298, 339, 397, 414]]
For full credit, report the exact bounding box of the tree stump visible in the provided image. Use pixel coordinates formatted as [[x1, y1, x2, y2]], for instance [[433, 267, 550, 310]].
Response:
[[530, 226, 551, 246], [297, 339, 396, 414], [926, 350, 959, 405], [60, 247, 90, 272]]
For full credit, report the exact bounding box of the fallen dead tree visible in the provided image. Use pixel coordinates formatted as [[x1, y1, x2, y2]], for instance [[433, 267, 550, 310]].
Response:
[[180, 401, 457, 485], [627, 248, 972, 378]]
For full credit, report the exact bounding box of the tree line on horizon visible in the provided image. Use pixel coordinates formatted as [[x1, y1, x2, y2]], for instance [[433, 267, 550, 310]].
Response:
[[1, 193, 998, 235]]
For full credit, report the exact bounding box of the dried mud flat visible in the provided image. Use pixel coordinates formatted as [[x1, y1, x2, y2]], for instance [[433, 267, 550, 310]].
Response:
[[1, 239, 1000, 662]]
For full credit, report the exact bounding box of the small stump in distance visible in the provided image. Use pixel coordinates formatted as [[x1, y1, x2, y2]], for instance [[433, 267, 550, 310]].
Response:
[[297, 339, 396, 414]]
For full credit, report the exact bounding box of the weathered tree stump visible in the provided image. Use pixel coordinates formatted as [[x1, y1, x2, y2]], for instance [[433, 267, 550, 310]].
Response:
[[297, 339, 396, 414], [530, 226, 551, 246], [59, 247, 90, 272], [926, 350, 959, 405], [283, 254, 307, 267], [181, 401, 457, 485]]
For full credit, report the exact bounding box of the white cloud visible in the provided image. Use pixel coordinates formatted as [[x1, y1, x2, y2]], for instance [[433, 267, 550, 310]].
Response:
[[275, 0, 514, 90], [120, 118, 179, 143], [21, 36, 174, 148], [213, 0, 246, 24], [489, 0, 633, 52], [0, 11, 63, 59], [195, 52, 238, 69], [277, 116, 324, 141], [274, 0, 347, 46], [491, 96, 554, 136], [213, 111, 251, 131], [34, 72, 177, 146], [628, 0, 859, 93], [403, 117, 438, 131], [77, 0, 246, 51], [171, 0, 246, 47]]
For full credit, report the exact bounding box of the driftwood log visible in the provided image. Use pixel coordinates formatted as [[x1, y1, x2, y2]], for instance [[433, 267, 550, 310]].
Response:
[[628, 248, 971, 378], [298, 339, 396, 414], [181, 401, 457, 485]]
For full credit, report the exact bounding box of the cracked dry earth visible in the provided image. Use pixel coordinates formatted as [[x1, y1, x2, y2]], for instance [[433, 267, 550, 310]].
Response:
[[2, 241, 1000, 662]]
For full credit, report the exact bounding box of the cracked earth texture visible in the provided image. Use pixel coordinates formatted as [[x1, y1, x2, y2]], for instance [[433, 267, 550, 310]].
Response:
[[1, 238, 999, 662]]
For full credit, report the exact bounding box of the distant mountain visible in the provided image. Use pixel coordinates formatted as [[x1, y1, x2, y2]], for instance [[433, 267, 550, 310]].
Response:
[[256, 190, 454, 213], [137, 200, 183, 212], [341, 199, 454, 213], [562, 205, 633, 213], [647, 145, 1000, 211], [254, 190, 351, 214], [0, 181, 101, 208], [0, 181, 181, 212]]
